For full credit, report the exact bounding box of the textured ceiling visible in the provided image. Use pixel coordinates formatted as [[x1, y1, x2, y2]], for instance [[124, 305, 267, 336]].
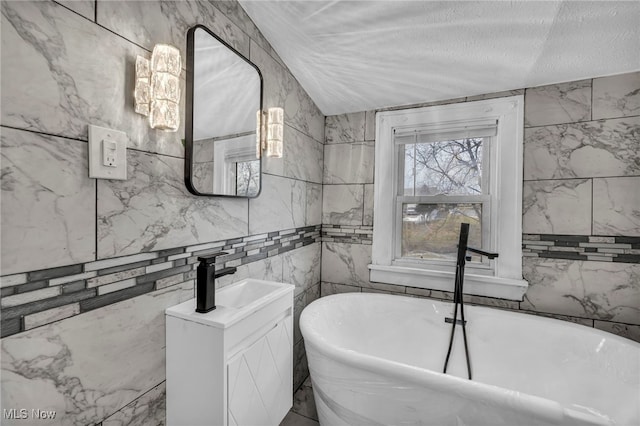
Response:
[[238, 0, 640, 115]]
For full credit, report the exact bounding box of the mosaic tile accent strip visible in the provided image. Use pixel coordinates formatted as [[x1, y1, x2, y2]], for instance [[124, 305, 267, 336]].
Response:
[[0, 225, 321, 338], [321, 224, 373, 244], [523, 234, 640, 263]]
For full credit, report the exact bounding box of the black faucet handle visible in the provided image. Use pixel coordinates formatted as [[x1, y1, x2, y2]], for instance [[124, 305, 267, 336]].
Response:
[[214, 266, 237, 279], [197, 251, 229, 265], [467, 246, 499, 259]]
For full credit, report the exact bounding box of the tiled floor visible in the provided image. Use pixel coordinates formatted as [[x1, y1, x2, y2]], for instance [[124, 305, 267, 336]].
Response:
[[280, 377, 319, 426], [280, 411, 319, 426]]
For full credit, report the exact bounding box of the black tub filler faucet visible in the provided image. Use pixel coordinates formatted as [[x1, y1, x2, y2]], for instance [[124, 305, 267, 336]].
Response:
[[443, 223, 498, 380]]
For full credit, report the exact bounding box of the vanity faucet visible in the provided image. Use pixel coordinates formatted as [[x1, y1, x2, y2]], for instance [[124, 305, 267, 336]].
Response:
[[196, 251, 237, 313]]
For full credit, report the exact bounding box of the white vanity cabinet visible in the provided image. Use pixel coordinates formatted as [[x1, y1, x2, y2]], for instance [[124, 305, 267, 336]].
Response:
[[166, 279, 294, 426]]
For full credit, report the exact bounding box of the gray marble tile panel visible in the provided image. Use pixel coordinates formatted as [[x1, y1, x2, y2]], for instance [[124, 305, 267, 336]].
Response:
[[364, 110, 376, 142], [523, 179, 592, 235], [28, 265, 83, 282], [292, 382, 318, 421], [262, 153, 285, 180], [212, 0, 287, 68], [405, 286, 436, 298], [1, 128, 96, 275], [284, 71, 325, 144], [98, 149, 248, 259], [522, 258, 640, 325], [325, 112, 366, 144], [97, 0, 250, 59], [306, 283, 320, 306], [361, 287, 405, 295], [1, 318, 20, 338], [522, 311, 593, 327], [1, 0, 183, 158], [1, 281, 193, 426], [23, 303, 80, 331], [593, 177, 640, 236], [85, 253, 158, 273], [1, 288, 97, 324], [363, 184, 374, 226], [322, 185, 364, 225], [284, 125, 323, 184], [305, 183, 322, 226], [49, 271, 97, 287], [464, 294, 520, 310], [0, 274, 27, 288], [281, 411, 319, 426], [1, 287, 60, 308], [192, 138, 215, 193], [592, 71, 640, 120], [215, 254, 284, 289], [323, 142, 374, 184], [525, 80, 591, 127], [249, 174, 305, 235], [293, 291, 305, 344], [524, 117, 640, 180], [102, 381, 166, 426], [250, 41, 323, 144], [593, 320, 640, 343], [293, 339, 308, 392], [320, 282, 361, 297], [55, 0, 94, 21], [283, 243, 321, 296], [250, 40, 288, 114], [97, 278, 137, 295], [321, 243, 372, 288]]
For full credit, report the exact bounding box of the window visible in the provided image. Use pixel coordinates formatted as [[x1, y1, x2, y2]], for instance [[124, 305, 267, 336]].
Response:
[[236, 160, 259, 196], [370, 97, 528, 300], [212, 134, 259, 196]]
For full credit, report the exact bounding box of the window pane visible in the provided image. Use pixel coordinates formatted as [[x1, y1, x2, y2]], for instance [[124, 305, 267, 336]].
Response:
[[236, 160, 259, 196], [403, 144, 415, 196], [401, 203, 482, 260], [403, 138, 484, 196]]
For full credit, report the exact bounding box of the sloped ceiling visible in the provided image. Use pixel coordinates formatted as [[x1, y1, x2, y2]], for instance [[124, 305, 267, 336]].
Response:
[[238, 0, 640, 115]]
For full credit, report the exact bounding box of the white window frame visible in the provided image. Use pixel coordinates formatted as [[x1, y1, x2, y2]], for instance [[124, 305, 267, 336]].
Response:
[[370, 96, 528, 300]]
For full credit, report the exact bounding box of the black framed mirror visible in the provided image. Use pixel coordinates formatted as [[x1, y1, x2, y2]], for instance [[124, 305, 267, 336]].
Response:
[[185, 25, 263, 197]]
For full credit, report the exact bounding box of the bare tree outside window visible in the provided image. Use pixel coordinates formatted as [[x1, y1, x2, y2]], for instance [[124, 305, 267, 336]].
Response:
[[402, 138, 485, 260], [236, 160, 259, 196]]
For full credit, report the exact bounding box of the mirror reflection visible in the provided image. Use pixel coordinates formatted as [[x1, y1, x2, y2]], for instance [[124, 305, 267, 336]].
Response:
[[186, 25, 262, 197]]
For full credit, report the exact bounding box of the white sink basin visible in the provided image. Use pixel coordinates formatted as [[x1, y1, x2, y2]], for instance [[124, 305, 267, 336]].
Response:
[[166, 278, 294, 329], [217, 279, 285, 309]]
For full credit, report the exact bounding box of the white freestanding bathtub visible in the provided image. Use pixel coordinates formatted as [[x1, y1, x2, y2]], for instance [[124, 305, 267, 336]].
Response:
[[300, 293, 639, 426]]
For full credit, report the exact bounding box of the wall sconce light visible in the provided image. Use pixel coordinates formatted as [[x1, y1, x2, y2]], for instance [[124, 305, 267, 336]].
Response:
[[256, 107, 284, 158], [134, 44, 181, 132]]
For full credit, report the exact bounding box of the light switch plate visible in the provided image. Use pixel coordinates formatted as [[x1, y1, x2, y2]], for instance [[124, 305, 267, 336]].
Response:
[[88, 124, 127, 180]]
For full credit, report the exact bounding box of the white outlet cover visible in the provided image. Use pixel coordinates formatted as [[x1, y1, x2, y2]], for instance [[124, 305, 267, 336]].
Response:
[[88, 124, 127, 180]]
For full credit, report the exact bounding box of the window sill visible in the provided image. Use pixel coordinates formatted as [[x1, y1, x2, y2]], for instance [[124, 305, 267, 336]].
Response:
[[368, 264, 528, 301]]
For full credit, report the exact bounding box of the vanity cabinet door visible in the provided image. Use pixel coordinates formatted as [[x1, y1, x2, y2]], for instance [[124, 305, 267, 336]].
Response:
[[227, 318, 293, 426]]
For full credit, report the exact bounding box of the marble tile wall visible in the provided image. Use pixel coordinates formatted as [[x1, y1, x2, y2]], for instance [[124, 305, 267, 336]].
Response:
[[1, 0, 324, 424], [320, 71, 640, 344]]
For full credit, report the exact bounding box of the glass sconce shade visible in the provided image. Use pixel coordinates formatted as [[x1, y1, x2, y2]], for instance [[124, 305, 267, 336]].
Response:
[[255, 108, 284, 158], [266, 107, 284, 158], [134, 56, 151, 116], [134, 45, 181, 131], [151, 44, 182, 76], [149, 99, 180, 131], [151, 72, 180, 103]]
